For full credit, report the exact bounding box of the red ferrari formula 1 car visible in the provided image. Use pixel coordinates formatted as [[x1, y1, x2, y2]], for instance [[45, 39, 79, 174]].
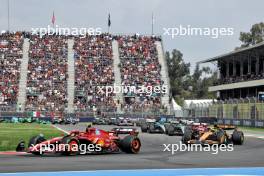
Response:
[[16, 127, 141, 155]]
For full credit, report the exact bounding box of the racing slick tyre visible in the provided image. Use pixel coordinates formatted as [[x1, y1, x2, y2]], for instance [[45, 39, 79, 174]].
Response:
[[182, 129, 192, 144], [216, 129, 227, 144], [119, 135, 141, 154], [184, 126, 192, 133], [141, 123, 148, 133], [28, 135, 46, 155], [61, 136, 80, 156], [164, 124, 170, 134], [167, 125, 175, 136], [148, 123, 155, 133], [232, 130, 244, 145]]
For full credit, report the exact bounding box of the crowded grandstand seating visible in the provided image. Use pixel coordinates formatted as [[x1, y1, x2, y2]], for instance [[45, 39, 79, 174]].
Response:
[[73, 34, 116, 112], [117, 35, 163, 112], [0, 33, 167, 113], [214, 74, 264, 86], [0, 33, 23, 110], [25, 35, 68, 112]]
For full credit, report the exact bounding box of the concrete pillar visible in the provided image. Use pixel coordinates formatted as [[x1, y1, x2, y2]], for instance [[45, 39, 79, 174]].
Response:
[[226, 61, 229, 78], [112, 40, 124, 113], [256, 54, 260, 75], [67, 39, 75, 113], [263, 59, 264, 75], [17, 38, 30, 112], [217, 66, 221, 79], [248, 55, 251, 74], [233, 58, 236, 76], [240, 59, 243, 77]]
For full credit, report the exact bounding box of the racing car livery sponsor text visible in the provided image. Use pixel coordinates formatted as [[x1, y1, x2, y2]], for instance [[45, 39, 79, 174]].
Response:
[[163, 141, 234, 155]]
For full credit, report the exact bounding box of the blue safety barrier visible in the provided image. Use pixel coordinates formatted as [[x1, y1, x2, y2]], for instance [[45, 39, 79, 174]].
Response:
[[0, 167, 263, 176]]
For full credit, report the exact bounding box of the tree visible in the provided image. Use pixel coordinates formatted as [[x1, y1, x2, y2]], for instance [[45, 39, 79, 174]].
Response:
[[166, 51, 217, 105], [239, 22, 264, 48], [191, 64, 217, 99], [166, 49, 191, 106]]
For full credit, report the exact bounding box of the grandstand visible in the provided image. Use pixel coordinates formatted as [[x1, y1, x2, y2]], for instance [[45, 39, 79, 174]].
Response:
[[0, 33, 23, 111], [118, 35, 163, 112], [0, 32, 171, 116], [199, 42, 264, 126]]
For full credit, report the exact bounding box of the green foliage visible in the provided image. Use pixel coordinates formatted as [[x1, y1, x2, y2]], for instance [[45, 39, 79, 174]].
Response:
[[191, 64, 217, 99], [166, 49, 191, 106], [166, 50, 216, 106], [239, 22, 264, 48]]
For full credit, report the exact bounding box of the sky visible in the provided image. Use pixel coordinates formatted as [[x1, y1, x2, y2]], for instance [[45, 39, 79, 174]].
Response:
[[0, 0, 263, 72]]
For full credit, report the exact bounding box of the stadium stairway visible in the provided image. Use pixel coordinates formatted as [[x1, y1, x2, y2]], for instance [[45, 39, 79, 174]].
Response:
[[155, 41, 171, 114], [112, 40, 124, 113], [67, 39, 75, 113], [17, 38, 30, 112]]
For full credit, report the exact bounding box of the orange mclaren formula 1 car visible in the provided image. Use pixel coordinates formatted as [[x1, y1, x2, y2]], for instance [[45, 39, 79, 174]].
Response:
[[182, 124, 244, 145]]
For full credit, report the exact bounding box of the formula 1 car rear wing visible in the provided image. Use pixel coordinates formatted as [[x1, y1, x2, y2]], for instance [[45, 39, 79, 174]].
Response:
[[110, 127, 139, 136], [216, 124, 236, 130]]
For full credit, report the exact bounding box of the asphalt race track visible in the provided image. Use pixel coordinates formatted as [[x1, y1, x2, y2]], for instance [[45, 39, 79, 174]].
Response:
[[0, 124, 264, 173]]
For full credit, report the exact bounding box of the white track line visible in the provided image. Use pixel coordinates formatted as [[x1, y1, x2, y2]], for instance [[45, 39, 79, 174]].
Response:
[[51, 125, 69, 134], [257, 136, 264, 139], [244, 134, 264, 140]]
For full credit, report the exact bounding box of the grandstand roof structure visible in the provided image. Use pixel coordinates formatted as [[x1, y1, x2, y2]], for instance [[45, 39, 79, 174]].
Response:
[[199, 41, 264, 64], [199, 39, 264, 100]]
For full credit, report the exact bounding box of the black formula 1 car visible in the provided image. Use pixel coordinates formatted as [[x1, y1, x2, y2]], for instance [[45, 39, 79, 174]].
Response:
[[111, 127, 139, 135], [51, 117, 64, 124], [141, 121, 165, 133], [117, 118, 134, 126], [93, 118, 108, 125], [164, 120, 193, 136], [141, 119, 195, 135]]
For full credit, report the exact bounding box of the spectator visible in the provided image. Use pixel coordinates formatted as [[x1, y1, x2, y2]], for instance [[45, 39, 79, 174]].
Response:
[[25, 35, 68, 112], [73, 34, 116, 112], [117, 35, 163, 112], [0, 32, 23, 110]]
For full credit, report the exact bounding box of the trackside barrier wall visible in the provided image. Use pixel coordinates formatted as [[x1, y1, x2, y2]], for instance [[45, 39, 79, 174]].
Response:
[[187, 117, 264, 127], [1, 115, 263, 127], [183, 100, 264, 121]]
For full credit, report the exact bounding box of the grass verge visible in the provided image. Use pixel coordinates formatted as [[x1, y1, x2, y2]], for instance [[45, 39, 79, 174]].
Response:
[[238, 126, 264, 133], [0, 123, 65, 151]]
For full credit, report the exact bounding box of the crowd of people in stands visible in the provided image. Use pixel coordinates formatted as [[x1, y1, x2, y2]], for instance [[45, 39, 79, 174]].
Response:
[[117, 35, 163, 112], [25, 35, 68, 112], [0, 32, 165, 113], [0, 33, 23, 109], [73, 34, 116, 112], [215, 73, 264, 86]]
